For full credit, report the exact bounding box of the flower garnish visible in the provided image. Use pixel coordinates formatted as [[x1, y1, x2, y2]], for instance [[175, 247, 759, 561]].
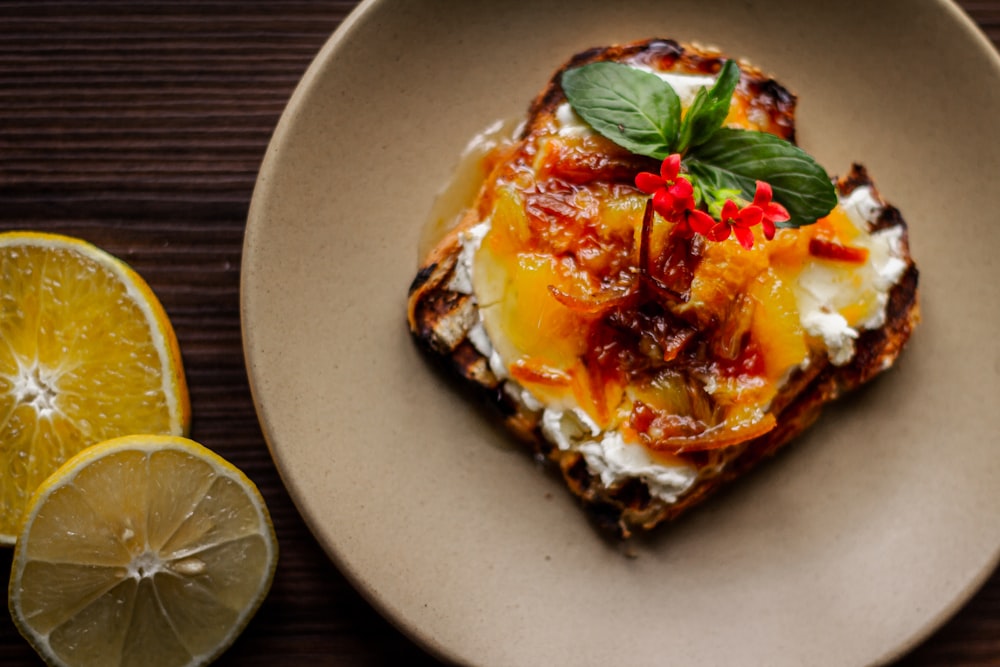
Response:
[[634, 155, 770, 249], [635, 154, 694, 221], [750, 180, 790, 240], [711, 200, 763, 249], [560, 59, 838, 232]]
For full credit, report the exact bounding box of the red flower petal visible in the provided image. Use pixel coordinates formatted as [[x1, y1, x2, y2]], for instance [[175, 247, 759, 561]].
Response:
[[668, 177, 693, 200], [687, 209, 715, 235], [710, 222, 731, 242], [674, 195, 695, 213], [761, 217, 776, 240], [652, 188, 677, 219], [635, 172, 664, 194], [660, 153, 682, 181], [737, 204, 763, 228], [734, 225, 755, 249], [763, 201, 790, 224], [752, 180, 773, 208], [720, 200, 740, 223]]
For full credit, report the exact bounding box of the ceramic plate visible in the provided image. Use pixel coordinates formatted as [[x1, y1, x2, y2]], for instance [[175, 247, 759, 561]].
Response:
[[242, 1, 1000, 664]]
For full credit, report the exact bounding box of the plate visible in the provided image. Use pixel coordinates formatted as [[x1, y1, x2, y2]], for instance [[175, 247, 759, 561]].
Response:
[[241, 1, 1000, 664]]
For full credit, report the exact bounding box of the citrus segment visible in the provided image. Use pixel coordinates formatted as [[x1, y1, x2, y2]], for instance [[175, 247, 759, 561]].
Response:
[[0, 232, 189, 542], [9, 435, 278, 667]]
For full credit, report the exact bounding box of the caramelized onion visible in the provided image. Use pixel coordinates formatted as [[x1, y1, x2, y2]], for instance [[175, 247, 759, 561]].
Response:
[[547, 281, 637, 315], [546, 200, 702, 316], [509, 359, 572, 387], [638, 200, 698, 304], [713, 292, 755, 361], [541, 138, 654, 185], [646, 413, 777, 453]]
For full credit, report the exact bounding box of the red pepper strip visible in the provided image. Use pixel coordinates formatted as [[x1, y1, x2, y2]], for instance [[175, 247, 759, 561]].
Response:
[[808, 238, 869, 263]]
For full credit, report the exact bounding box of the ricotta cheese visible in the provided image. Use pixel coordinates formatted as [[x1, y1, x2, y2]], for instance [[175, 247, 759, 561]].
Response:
[[540, 406, 698, 503], [578, 432, 698, 503], [794, 186, 908, 365], [630, 66, 717, 106], [447, 220, 490, 295]]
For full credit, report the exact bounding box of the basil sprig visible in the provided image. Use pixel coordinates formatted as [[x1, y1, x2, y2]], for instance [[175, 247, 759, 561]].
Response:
[[560, 60, 836, 227]]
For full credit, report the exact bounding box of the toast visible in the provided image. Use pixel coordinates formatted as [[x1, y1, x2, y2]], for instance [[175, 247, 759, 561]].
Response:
[[408, 39, 919, 537]]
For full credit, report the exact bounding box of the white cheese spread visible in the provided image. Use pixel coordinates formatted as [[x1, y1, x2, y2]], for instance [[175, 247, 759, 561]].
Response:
[[578, 432, 698, 503], [794, 186, 907, 365], [541, 407, 698, 504], [447, 220, 490, 295]]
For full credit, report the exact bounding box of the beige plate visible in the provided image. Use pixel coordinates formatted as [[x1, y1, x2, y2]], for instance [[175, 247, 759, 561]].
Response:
[[242, 1, 1000, 664]]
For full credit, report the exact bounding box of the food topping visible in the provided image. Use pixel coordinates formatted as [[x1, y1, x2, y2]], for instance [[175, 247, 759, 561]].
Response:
[[467, 60, 909, 459]]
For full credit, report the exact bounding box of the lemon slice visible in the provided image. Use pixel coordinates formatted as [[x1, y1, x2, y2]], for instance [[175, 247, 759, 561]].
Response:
[[0, 231, 190, 543], [9, 435, 278, 667]]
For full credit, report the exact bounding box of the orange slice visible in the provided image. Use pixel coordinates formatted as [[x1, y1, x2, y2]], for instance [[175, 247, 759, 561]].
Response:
[[0, 232, 190, 542]]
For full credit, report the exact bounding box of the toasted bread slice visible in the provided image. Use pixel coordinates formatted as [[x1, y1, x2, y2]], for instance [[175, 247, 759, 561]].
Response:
[[408, 39, 919, 537]]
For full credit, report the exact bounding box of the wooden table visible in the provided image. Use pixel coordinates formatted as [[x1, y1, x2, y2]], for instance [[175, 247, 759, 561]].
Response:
[[0, 2, 996, 664]]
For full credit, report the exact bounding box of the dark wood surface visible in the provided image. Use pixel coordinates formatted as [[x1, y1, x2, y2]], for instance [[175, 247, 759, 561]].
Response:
[[0, 2, 997, 665]]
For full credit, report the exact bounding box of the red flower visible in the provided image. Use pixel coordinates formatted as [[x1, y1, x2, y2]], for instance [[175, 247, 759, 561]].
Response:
[[751, 180, 790, 240], [667, 208, 715, 240], [636, 166, 785, 250], [685, 209, 716, 238], [711, 200, 763, 249], [635, 154, 694, 221]]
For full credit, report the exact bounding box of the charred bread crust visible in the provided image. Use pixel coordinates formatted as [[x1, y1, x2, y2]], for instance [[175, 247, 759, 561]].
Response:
[[407, 41, 919, 538]]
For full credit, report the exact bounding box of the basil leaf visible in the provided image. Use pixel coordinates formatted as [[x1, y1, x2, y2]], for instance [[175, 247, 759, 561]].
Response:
[[561, 62, 680, 159], [676, 60, 740, 153], [685, 128, 837, 226]]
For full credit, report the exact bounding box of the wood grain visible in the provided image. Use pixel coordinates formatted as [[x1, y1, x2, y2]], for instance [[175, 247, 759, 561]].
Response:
[[0, 2, 996, 664]]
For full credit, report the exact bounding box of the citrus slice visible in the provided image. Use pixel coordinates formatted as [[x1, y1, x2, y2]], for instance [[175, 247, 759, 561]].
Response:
[[9, 434, 278, 667], [0, 231, 190, 542]]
